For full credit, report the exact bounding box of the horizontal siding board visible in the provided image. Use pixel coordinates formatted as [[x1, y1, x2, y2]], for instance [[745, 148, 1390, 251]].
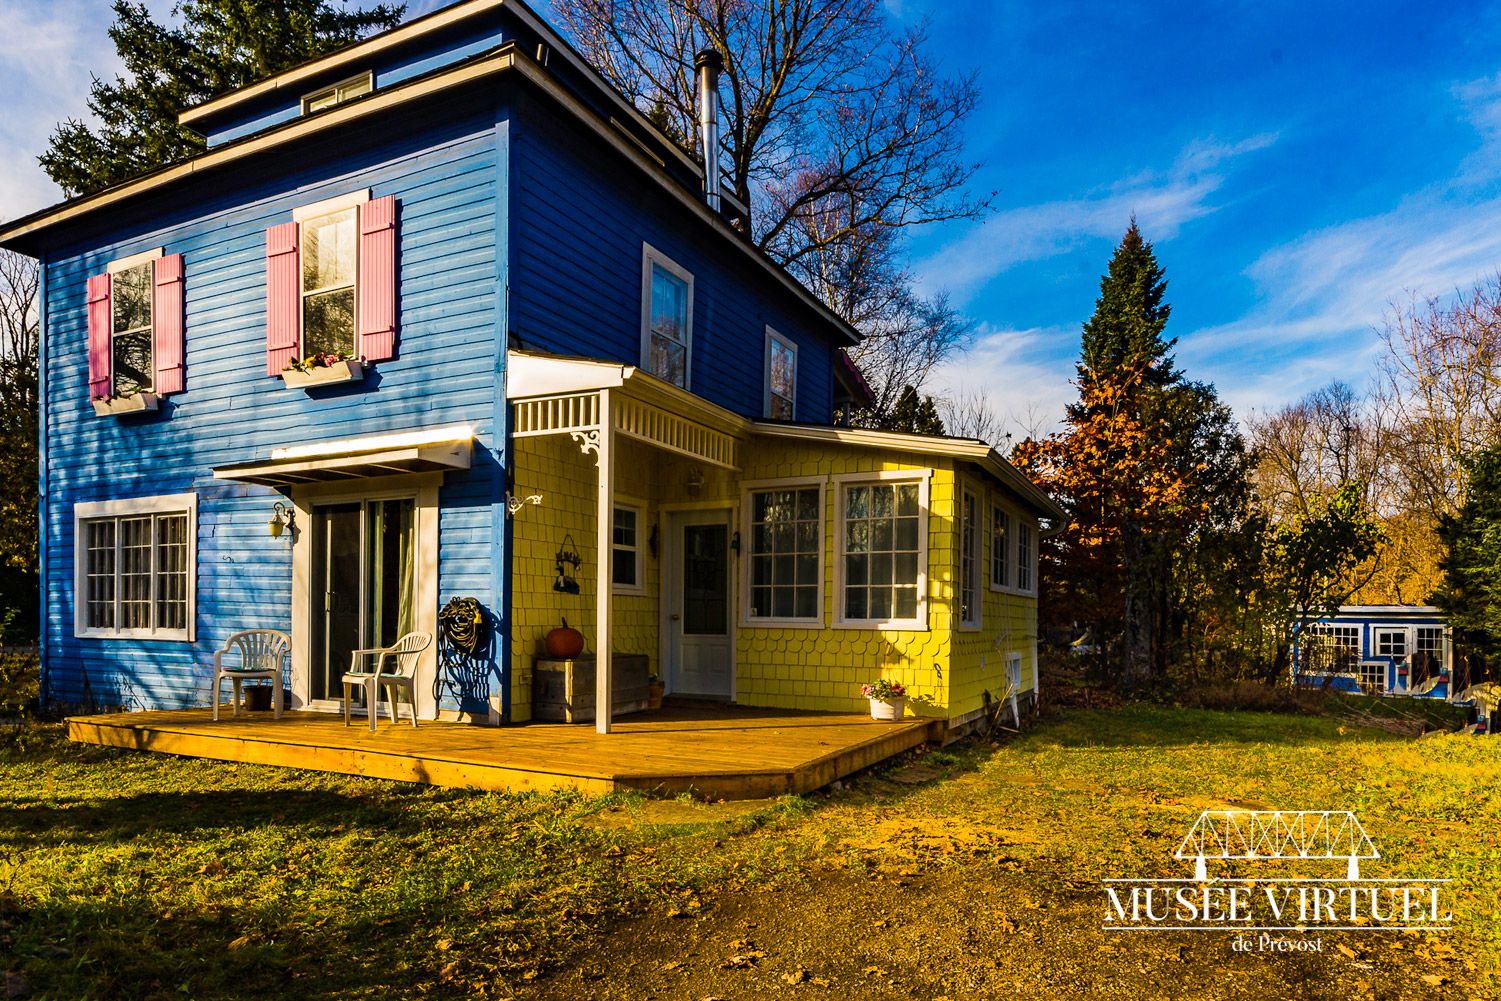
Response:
[[40, 104, 508, 715]]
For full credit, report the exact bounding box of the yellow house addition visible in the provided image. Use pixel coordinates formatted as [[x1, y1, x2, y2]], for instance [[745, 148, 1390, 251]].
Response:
[[506, 351, 1063, 736]]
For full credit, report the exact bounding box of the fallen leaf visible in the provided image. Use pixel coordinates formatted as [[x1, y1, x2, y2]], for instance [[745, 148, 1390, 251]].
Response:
[[520, 970, 538, 981], [720, 955, 758, 970], [782, 969, 810, 984], [227, 936, 251, 951], [436, 939, 453, 952], [810, 977, 831, 986], [1421, 975, 1449, 986], [862, 966, 886, 976], [1337, 944, 1358, 960]]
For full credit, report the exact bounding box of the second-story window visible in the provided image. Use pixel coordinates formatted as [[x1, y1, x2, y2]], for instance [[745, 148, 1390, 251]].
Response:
[[301, 208, 358, 357], [765, 327, 796, 419], [110, 261, 154, 396], [641, 244, 693, 389]]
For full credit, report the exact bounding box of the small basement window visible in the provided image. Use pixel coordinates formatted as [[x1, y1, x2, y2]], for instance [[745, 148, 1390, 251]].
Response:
[[302, 73, 373, 114]]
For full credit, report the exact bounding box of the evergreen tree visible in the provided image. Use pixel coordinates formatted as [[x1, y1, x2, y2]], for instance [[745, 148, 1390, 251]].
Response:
[[41, 0, 404, 197], [1075, 217, 1177, 395], [1433, 443, 1501, 658], [879, 386, 946, 436]]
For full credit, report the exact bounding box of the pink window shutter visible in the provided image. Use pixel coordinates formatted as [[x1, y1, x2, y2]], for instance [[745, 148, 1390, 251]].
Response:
[[86, 273, 111, 401], [152, 253, 185, 394], [266, 221, 300, 376], [357, 195, 397, 362]]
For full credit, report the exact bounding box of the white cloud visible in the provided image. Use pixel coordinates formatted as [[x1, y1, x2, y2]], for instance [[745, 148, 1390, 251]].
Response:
[[0, 0, 127, 223], [915, 132, 1278, 301], [1177, 78, 1501, 415], [926, 322, 1079, 440]]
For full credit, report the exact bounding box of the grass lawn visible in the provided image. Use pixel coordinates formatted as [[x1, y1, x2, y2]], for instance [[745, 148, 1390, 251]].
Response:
[[1, 705, 1496, 999]]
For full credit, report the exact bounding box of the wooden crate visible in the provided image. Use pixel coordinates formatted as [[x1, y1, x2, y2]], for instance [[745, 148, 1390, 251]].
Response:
[[532, 654, 650, 723]]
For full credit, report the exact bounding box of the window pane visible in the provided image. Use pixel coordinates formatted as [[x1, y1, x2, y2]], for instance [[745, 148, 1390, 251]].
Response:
[[893, 587, 917, 620], [119, 516, 153, 630], [870, 587, 891, 620], [872, 518, 893, 551], [613, 508, 637, 547], [846, 487, 868, 520], [154, 514, 189, 632], [894, 552, 918, 584], [336, 77, 371, 101], [649, 334, 687, 387], [872, 485, 894, 518], [795, 587, 818, 619], [845, 588, 867, 620], [307, 90, 338, 112], [748, 486, 820, 619], [795, 554, 818, 585], [842, 480, 922, 622], [85, 520, 116, 629], [845, 553, 868, 586], [797, 489, 819, 521], [896, 484, 918, 517], [871, 552, 892, 585], [846, 520, 868, 553], [302, 209, 357, 292], [303, 288, 356, 357], [772, 587, 794, 618], [769, 395, 794, 420], [112, 330, 153, 395], [651, 265, 688, 345], [774, 554, 794, 586], [111, 264, 152, 335]]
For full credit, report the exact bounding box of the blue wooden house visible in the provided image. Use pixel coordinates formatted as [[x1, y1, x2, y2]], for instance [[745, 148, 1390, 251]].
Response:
[[0, 0, 1062, 739], [1293, 605, 1453, 699]]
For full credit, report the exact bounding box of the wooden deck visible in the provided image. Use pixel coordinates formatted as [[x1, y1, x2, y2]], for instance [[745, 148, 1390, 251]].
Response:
[[66, 704, 941, 800]]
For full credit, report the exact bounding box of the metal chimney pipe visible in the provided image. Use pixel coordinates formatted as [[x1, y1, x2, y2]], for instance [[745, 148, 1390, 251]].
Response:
[[694, 48, 723, 211]]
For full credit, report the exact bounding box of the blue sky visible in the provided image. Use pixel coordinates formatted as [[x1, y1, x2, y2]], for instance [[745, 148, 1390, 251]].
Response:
[[4, 0, 1501, 433]]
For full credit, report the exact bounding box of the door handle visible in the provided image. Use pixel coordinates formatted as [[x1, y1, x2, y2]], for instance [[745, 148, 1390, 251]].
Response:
[[670, 614, 680, 621]]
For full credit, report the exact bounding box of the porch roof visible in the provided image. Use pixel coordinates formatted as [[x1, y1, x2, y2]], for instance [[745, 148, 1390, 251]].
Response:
[[506, 350, 1066, 524], [211, 426, 474, 486]]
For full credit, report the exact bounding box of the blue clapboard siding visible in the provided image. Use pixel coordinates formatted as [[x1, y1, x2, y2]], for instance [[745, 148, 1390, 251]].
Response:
[[509, 92, 836, 422], [41, 102, 508, 713], [203, 12, 510, 147]]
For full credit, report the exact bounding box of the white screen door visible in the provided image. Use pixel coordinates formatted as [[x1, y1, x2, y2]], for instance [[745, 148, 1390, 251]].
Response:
[[664, 509, 734, 699]]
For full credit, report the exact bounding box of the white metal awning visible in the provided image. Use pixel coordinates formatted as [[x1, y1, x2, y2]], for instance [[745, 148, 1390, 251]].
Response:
[[212, 426, 474, 486]]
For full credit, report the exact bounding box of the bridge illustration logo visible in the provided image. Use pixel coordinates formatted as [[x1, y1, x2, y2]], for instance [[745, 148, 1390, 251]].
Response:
[[1103, 810, 1452, 935]]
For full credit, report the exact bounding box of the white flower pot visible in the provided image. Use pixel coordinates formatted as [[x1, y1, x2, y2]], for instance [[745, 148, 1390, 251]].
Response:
[[92, 393, 159, 416], [282, 359, 364, 388], [868, 696, 906, 721]]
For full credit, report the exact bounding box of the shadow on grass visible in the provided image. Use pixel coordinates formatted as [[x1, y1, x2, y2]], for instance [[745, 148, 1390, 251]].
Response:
[[1014, 703, 1397, 750], [0, 788, 412, 847]]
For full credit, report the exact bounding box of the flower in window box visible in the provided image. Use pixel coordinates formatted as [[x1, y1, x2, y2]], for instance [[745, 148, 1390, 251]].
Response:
[[283, 351, 361, 374]]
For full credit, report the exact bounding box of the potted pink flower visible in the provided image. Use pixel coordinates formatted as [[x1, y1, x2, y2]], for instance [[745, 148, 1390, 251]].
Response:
[[861, 679, 906, 721]]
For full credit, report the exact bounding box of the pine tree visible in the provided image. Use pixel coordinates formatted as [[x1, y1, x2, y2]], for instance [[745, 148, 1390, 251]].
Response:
[[880, 386, 946, 436], [1075, 217, 1177, 394], [41, 0, 405, 197], [1433, 443, 1501, 659]]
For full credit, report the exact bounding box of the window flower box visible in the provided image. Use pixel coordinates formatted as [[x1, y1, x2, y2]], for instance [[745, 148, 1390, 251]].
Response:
[[282, 357, 364, 389], [92, 393, 159, 417]]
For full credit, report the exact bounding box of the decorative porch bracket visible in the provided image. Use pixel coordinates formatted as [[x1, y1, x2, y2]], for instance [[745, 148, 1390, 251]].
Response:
[[510, 388, 743, 734]]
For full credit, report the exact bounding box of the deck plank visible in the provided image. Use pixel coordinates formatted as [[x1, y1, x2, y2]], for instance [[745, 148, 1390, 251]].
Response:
[[66, 706, 939, 800]]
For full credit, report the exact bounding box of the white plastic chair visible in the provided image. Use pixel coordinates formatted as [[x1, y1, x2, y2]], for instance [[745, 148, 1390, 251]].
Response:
[[342, 631, 432, 732], [212, 629, 291, 720]]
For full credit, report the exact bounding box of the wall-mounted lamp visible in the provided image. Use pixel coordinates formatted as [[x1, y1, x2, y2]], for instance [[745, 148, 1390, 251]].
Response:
[[554, 534, 582, 594], [686, 466, 705, 497], [730, 530, 740, 555], [269, 502, 295, 538], [648, 523, 659, 559]]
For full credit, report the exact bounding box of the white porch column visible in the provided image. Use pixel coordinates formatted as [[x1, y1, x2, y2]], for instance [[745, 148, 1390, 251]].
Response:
[[595, 390, 615, 735]]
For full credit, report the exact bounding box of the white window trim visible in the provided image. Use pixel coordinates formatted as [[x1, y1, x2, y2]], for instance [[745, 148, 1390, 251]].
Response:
[[611, 500, 645, 594], [1008, 652, 1023, 694], [103, 248, 164, 397], [959, 486, 981, 631], [1015, 518, 1037, 596], [300, 72, 375, 115], [106, 248, 163, 275], [764, 326, 797, 420], [989, 500, 1011, 592], [292, 188, 370, 223], [290, 190, 371, 363], [831, 469, 931, 631], [73, 492, 198, 642], [1371, 624, 1411, 658], [739, 475, 825, 629], [639, 243, 694, 389]]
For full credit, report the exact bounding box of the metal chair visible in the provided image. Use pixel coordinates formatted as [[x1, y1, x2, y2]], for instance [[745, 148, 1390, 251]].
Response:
[[212, 629, 291, 720], [342, 631, 433, 732]]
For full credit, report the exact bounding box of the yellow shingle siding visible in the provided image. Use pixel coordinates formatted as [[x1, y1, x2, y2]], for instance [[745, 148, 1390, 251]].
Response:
[[507, 431, 1041, 724]]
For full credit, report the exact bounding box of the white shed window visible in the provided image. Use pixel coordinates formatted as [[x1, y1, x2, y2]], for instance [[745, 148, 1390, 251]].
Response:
[[75, 493, 197, 641], [641, 244, 693, 388], [1375, 629, 1407, 658], [765, 328, 797, 419]]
